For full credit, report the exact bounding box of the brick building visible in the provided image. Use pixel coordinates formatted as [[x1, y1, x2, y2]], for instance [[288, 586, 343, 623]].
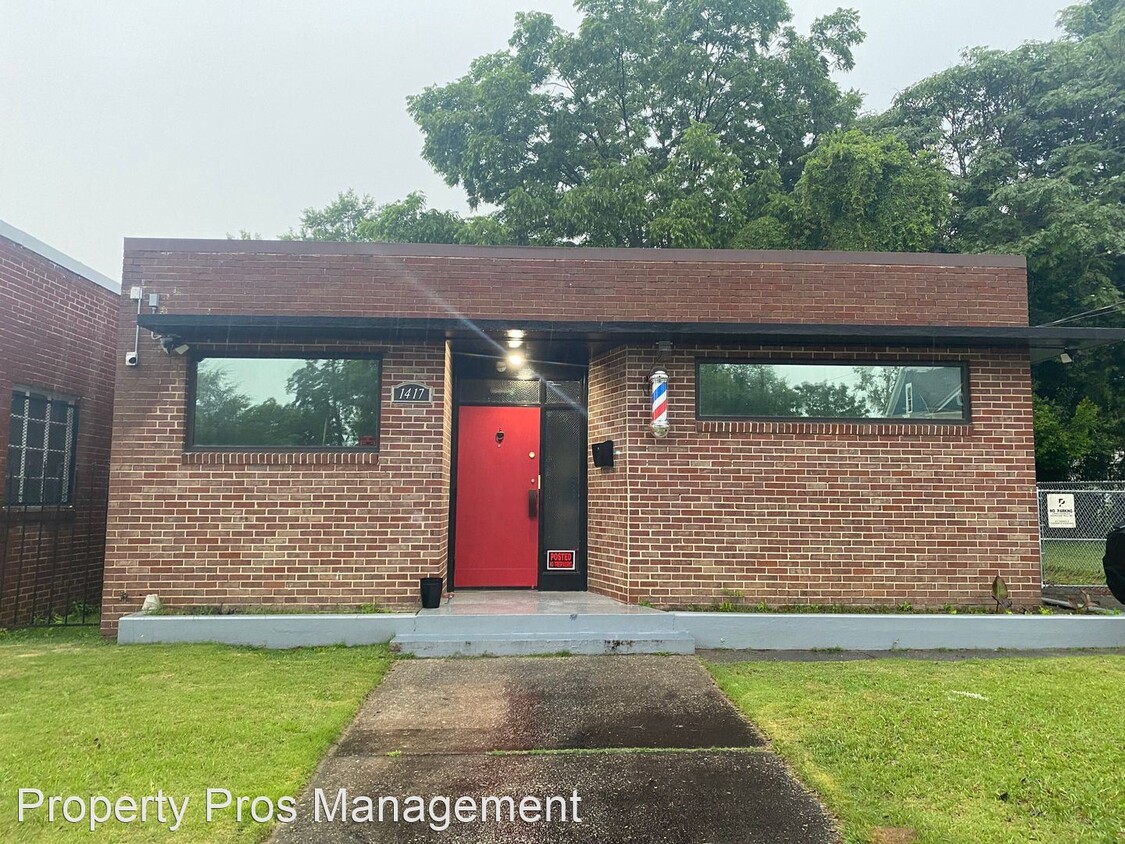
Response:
[[100, 239, 1120, 635], [0, 220, 118, 626]]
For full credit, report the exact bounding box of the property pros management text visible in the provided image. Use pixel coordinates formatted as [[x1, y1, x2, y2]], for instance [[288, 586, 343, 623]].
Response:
[[17, 787, 584, 832]]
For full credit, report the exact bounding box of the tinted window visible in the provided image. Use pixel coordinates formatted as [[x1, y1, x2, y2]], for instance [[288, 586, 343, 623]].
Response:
[[697, 362, 966, 421], [192, 357, 381, 448]]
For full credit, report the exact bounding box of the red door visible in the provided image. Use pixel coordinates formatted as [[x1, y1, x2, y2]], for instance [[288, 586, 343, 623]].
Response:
[[453, 406, 540, 588]]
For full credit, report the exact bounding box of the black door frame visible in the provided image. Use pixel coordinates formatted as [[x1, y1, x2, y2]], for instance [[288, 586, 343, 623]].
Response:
[[448, 352, 588, 591]]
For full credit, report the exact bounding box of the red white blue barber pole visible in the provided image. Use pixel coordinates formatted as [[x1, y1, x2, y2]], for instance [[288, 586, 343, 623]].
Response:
[[650, 369, 669, 438]]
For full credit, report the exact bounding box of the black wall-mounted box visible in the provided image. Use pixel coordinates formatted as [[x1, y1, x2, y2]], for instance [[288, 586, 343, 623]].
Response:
[[591, 439, 615, 468]]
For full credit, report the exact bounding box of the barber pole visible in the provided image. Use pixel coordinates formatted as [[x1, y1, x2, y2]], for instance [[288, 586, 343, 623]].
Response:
[[650, 369, 669, 438]]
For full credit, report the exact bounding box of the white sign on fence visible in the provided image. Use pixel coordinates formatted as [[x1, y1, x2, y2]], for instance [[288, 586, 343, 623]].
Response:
[[1046, 493, 1077, 529]]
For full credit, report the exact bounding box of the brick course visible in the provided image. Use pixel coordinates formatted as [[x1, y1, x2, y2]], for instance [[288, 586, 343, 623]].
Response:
[[588, 345, 1040, 609], [102, 242, 1039, 633], [121, 244, 1028, 327], [0, 235, 117, 625], [101, 339, 450, 634]]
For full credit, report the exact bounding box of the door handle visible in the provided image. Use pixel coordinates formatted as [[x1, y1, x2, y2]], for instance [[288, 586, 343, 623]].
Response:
[[528, 488, 538, 518]]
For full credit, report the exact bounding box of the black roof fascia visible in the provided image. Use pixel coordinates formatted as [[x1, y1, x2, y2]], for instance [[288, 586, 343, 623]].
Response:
[[136, 313, 1125, 359]]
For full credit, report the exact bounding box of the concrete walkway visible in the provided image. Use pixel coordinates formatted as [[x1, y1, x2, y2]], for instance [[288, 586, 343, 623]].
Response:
[[272, 656, 836, 843]]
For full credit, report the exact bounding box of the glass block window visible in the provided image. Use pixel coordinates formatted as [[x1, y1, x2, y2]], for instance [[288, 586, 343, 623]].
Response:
[[7, 389, 79, 505]]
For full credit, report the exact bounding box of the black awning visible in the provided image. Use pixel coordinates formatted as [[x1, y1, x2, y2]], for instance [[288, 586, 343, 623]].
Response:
[[137, 313, 1125, 362]]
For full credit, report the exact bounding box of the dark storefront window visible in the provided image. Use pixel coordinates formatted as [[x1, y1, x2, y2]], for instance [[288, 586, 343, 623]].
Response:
[[697, 362, 968, 422], [7, 389, 79, 505], [190, 356, 381, 448]]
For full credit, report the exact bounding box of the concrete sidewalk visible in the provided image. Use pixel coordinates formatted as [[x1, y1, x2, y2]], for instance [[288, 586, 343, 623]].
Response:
[[272, 656, 836, 843]]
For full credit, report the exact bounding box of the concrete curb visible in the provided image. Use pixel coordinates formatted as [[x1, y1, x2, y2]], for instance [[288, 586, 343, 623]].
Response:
[[117, 613, 413, 647], [673, 612, 1125, 651], [118, 610, 1125, 653]]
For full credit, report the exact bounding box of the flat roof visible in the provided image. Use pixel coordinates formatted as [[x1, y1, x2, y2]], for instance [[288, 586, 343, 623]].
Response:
[[123, 238, 1026, 269], [138, 314, 1120, 363], [1, 219, 119, 293]]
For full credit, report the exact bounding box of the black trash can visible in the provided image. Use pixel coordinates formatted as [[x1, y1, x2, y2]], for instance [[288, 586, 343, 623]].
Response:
[[1103, 525, 1125, 604], [420, 577, 444, 609]]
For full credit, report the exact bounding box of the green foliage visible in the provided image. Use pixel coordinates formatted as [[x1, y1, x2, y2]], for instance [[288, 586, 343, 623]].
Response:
[[877, 0, 1125, 319], [275, 0, 1125, 480], [698, 363, 906, 418], [793, 380, 869, 418], [792, 129, 950, 251], [406, 0, 865, 246], [710, 656, 1125, 842], [699, 363, 800, 417], [284, 190, 508, 245], [0, 628, 391, 842], [1032, 395, 1119, 480], [193, 359, 380, 448], [283, 189, 379, 241], [874, 0, 1125, 478]]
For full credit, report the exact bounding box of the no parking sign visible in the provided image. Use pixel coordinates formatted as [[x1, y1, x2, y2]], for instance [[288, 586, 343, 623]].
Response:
[[1046, 494, 1076, 529]]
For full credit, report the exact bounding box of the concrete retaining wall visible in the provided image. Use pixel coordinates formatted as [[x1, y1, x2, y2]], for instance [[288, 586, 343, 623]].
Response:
[[117, 613, 413, 648], [674, 612, 1125, 651], [118, 610, 1125, 652]]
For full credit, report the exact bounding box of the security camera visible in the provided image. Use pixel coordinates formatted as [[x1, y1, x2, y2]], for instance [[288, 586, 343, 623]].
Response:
[[125, 352, 139, 367], [160, 336, 190, 355]]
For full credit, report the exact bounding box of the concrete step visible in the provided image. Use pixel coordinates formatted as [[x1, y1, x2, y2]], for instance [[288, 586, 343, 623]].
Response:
[[409, 611, 679, 636], [391, 630, 696, 658]]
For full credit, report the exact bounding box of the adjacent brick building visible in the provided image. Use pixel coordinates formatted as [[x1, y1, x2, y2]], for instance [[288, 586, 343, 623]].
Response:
[[101, 240, 1118, 634], [0, 220, 118, 626]]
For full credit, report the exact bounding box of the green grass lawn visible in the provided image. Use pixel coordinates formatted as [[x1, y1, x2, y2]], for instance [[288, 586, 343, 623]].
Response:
[[709, 656, 1125, 843], [0, 626, 392, 842], [1041, 539, 1107, 585]]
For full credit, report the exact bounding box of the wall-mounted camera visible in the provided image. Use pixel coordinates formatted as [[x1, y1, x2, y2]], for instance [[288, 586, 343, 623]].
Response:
[[160, 336, 190, 355], [125, 352, 139, 367]]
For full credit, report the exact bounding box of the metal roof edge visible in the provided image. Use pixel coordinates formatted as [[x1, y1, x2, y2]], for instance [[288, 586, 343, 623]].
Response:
[[0, 219, 120, 294]]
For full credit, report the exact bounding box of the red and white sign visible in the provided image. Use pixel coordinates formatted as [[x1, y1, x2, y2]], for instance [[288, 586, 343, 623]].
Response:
[[546, 550, 576, 571]]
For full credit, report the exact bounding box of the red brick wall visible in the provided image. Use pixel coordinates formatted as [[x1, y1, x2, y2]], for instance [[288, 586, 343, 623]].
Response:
[[103, 243, 1039, 631], [0, 236, 117, 625], [587, 345, 1041, 609], [122, 245, 1029, 327], [587, 347, 631, 601], [100, 335, 451, 634]]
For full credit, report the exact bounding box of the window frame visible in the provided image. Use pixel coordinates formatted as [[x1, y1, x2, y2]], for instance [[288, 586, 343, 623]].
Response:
[[694, 358, 971, 425], [6, 387, 81, 507], [185, 351, 384, 452]]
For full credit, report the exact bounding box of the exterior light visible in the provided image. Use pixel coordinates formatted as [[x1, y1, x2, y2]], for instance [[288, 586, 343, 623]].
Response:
[[650, 370, 669, 438]]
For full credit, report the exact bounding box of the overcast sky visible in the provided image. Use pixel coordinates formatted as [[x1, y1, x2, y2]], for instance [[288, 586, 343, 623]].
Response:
[[1, 0, 1065, 282]]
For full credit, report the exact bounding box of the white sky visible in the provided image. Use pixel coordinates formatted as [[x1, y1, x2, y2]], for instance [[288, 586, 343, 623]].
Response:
[[0, 0, 1065, 282]]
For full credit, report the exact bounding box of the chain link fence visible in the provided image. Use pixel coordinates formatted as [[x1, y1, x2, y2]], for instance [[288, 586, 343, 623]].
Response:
[[1037, 482, 1125, 587]]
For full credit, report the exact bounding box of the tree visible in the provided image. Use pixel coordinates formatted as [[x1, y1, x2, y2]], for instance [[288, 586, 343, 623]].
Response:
[[854, 366, 898, 415], [287, 359, 381, 446], [789, 130, 950, 252], [698, 364, 800, 417], [1033, 396, 1119, 481], [794, 380, 869, 417], [192, 365, 251, 445], [877, 0, 1125, 324], [876, 0, 1125, 479], [406, 0, 865, 246], [283, 189, 380, 242], [283, 190, 514, 246]]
